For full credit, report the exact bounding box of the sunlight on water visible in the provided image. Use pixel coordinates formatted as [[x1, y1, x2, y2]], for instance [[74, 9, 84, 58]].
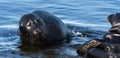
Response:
[[63, 20, 110, 27], [0, 0, 119, 58], [63, 20, 111, 31], [0, 24, 18, 29]]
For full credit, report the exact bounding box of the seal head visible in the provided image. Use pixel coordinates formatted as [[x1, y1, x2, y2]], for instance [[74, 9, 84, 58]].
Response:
[[19, 13, 48, 45], [19, 10, 69, 46]]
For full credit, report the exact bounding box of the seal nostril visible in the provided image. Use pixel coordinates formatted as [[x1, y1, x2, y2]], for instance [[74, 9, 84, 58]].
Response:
[[27, 20, 33, 27]]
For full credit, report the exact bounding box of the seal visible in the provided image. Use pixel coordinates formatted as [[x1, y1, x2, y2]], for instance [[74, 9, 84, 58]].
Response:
[[19, 10, 70, 46], [104, 13, 120, 44], [77, 13, 120, 58]]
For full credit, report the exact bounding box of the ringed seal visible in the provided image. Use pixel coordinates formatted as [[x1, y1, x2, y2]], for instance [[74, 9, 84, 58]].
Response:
[[77, 13, 120, 58], [19, 10, 70, 46], [104, 13, 120, 44]]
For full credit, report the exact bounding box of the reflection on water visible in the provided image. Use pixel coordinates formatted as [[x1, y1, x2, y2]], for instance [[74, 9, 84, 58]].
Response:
[[0, 0, 120, 58]]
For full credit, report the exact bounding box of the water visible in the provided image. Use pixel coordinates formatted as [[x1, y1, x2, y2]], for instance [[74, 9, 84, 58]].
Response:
[[0, 0, 120, 58]]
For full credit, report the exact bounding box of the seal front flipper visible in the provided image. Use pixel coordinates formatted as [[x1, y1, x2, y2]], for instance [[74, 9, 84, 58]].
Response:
[[77, 39, 102, 56]]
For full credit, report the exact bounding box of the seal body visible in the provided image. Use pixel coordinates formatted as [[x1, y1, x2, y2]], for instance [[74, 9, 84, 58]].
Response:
[[77, 13, 120, 58], [105, 13, 120, 44], [19, 10, 69, 46]]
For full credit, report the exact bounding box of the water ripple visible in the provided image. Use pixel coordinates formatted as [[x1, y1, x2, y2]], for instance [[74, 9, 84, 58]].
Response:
[[0, 0, 119, 58]]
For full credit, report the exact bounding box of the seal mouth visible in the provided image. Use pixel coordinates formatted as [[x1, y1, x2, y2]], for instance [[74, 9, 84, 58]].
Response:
[[19, 26, 28, 34], [19, 25, 47, 45], [33, 28, 43, 35], [19, 25, 43, 37]]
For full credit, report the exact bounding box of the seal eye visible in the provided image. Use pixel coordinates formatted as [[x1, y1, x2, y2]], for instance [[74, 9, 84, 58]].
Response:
[[34, 19, 39, 24], [27, 20, 33, 27]]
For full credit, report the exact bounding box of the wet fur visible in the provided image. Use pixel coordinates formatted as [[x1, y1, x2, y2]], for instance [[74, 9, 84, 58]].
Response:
[[19, 10, 70, 46], [77, 13, 120, 58]]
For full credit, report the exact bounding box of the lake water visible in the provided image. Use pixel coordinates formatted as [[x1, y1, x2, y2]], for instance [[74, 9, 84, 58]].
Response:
[[0, 0, 120, 58]]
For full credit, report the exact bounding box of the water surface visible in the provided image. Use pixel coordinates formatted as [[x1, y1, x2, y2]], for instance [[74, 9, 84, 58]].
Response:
[[0, 0, 120, 58]]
